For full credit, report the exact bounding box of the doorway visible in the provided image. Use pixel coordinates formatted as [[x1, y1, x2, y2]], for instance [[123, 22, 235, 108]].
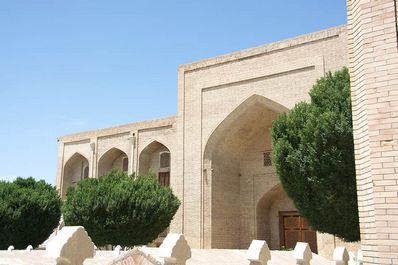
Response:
[[158, 172, 170, 187], [279, 211, 317, 253]]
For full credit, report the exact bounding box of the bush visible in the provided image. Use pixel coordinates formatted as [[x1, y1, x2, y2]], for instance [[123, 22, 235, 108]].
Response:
[[0, 177, 62, 249], [62, 170, 180, 247], [271, 68, 360, 242]]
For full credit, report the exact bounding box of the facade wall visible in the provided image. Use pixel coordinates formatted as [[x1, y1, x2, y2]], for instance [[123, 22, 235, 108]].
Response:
[[176, 25, 349, 249], [57, 117, 177, 198], [347, 0, 398, 264], [56, 25, 361, 256]]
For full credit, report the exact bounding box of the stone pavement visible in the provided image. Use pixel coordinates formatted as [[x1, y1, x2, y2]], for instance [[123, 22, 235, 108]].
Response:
[[0, 249, 333, 265]]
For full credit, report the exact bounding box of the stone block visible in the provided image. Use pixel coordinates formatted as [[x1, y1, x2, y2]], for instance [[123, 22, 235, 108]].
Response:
[[246, 240, 270, 265], [347, 251, 356, 265], [356, 249, 363, 265], [159, 233, 191, 265], [45, 226, 95, 265], [114, 245, 122, 255], [333, 246, 349, 265], [293, 242, 312, 265]]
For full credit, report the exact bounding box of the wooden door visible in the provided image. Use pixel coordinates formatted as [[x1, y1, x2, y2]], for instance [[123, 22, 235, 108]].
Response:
[[279, 211, 317, 253], [158, 172, 170, 187]]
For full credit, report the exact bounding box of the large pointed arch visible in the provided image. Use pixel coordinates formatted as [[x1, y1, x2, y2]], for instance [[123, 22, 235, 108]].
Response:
[[62, 152, 89, 198], [139, 140, 171, 187], [97, 147, 128, 177], [204, 94, 289, 162], [203, 94, 289, 249]]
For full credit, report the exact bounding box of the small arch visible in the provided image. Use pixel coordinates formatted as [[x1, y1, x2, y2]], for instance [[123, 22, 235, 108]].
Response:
[[256, 185, 286, 246], [256, 184, 316, 251], [139, 141, 171, 187], [62, 152, 89, 198], [97, 147, 128, 177]]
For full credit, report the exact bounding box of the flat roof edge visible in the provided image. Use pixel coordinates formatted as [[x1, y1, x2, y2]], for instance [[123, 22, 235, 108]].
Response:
[[179, 24, 347, 72], [58, 115, 177, 142]]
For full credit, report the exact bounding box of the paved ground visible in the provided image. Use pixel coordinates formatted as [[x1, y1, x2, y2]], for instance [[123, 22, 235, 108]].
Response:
[[142, 247, 333, 265], [0, 248, 333, 265]]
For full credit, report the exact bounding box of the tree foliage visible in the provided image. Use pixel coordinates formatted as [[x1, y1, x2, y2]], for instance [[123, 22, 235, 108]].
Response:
[[271, 67, 359, 241], [0, 177, 61, 249], [62, 170, 180, 247]]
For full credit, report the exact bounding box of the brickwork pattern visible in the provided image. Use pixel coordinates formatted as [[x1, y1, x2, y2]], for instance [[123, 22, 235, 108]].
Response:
[[347, 0, 398, 264]]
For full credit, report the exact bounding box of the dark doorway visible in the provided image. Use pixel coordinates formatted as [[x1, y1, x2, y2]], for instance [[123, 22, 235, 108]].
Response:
[[279, 211, 317, 253], [158, 172, 170, 187]]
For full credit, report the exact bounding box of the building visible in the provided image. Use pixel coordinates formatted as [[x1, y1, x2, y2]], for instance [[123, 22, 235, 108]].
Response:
[[54, 0, 398, 262], [347, 0, 398, 264], [58, 0, 398, 256], [57, 25, 355, 257]]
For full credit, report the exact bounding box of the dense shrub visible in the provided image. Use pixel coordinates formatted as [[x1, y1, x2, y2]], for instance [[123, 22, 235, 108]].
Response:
[[271, 68, 360, 241], [0, 177, 61, 249], [62, 170, 180, 247]]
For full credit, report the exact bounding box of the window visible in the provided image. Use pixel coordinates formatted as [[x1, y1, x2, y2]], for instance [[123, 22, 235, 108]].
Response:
[[122, 157, 128, 172], [159, 152, 170, 169], [158, 172, 170, 187], [263, 151, 272, 167], [83, 166, 89, 179]]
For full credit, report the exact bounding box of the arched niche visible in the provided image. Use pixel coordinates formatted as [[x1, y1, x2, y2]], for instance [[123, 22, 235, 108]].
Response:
[[62, 152, 89, 198], [139, 140, 172, 241], [203, 94, 288, 249], [139, 141, 171, 187], [256, 184, 296, 249], [97, 148, 128, 177], [256, 184, 318, 252]]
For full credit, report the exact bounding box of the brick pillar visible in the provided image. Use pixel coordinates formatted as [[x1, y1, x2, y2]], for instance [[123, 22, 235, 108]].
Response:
[[347, 0, 398, 264]]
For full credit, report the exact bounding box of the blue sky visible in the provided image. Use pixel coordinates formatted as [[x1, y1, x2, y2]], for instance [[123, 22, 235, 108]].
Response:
[[0, 0, 347, 185]]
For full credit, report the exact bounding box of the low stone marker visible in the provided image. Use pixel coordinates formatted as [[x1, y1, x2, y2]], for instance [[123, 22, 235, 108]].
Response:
[[356, 249, 363, 265], [333, 246, 349, 265], [7, 245, 14, 252], [348, 251, 356, 265], [246, 240, 271, 265], [114, 245, 122, 255], [293, 242, 312, 265], [159, 233, 191, 265], [45, 226, 95, 265], [26, 245, 33, 252]]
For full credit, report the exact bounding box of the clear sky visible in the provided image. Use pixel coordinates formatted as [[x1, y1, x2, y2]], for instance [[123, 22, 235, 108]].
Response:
[[0, 0, 347, 185]]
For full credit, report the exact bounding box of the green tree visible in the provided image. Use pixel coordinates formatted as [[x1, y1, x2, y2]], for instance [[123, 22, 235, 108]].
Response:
[[271, 67, 359, 241], [62, 170, 180, 247], [0, 177, 62, 249]]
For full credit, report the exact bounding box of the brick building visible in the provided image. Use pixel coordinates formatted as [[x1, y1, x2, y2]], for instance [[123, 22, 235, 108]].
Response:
[[57, 25, 353, 258], [57, 1, 398, 261]]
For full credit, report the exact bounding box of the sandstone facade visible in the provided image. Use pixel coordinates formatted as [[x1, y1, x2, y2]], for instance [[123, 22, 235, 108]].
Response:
[[57, 25, 356, 258]]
